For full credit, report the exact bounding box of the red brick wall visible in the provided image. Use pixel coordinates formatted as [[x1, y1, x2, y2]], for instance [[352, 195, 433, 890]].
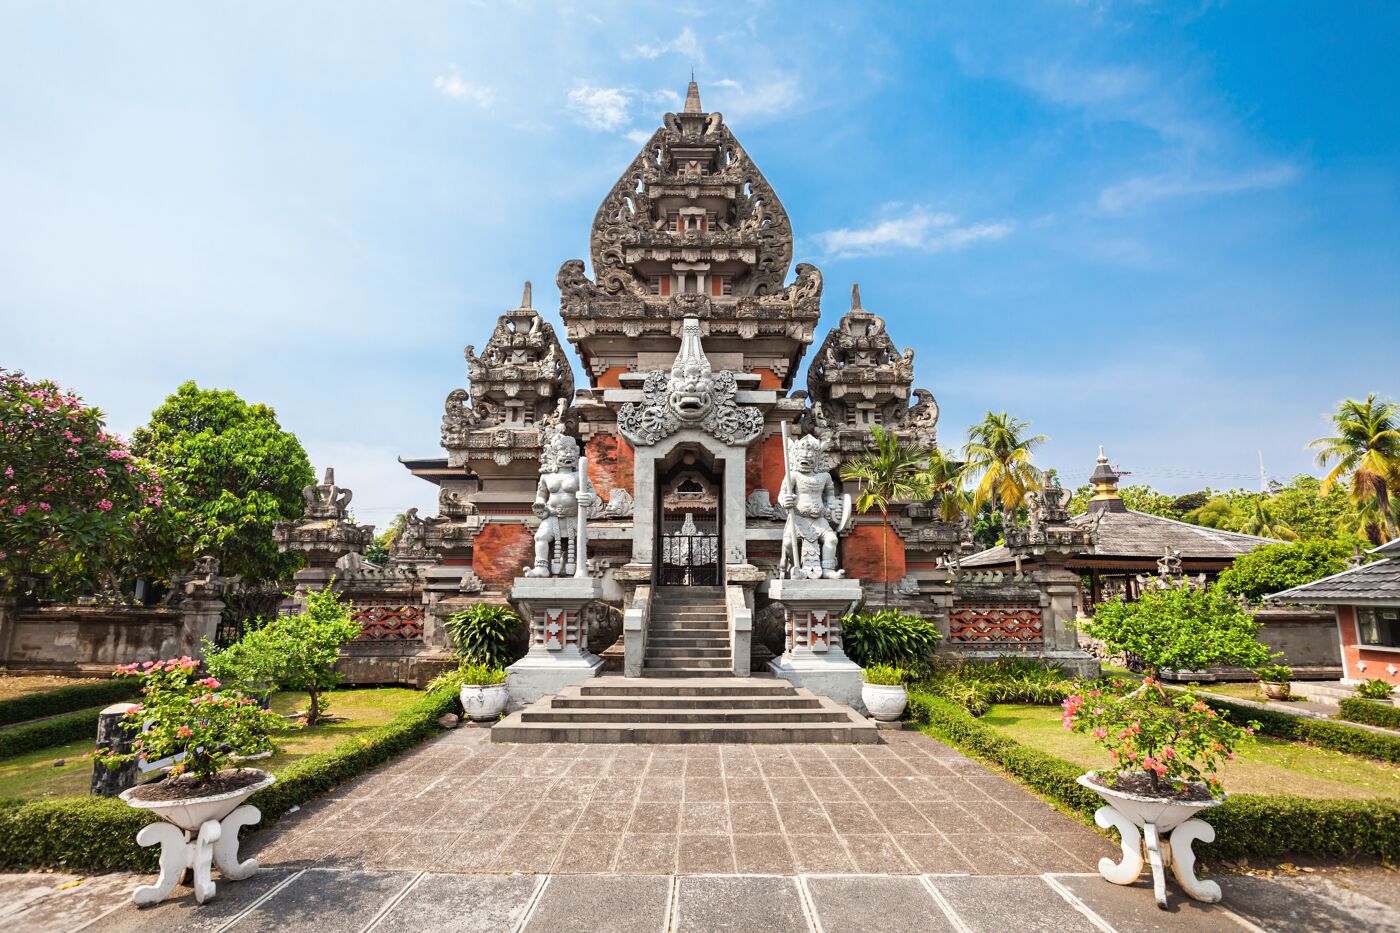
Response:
[[596, 367, 630, 388], [745, 434, 787, 499], [843, 522, 906, 582], [753, 367, 783, 390], [586, 433, 634, 501], [1338, 605, 1400, 686], [472, 524, 535, 585]]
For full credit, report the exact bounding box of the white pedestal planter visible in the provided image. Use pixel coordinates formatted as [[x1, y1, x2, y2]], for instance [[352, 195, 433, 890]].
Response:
[[459, 683, 509, 722], [862, 683, 908, 721], [120, 769, 275, 906], [1076, 771, 1223, 910]]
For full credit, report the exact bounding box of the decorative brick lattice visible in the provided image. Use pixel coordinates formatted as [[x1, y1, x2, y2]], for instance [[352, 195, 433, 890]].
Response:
[[533, 607, 583, 651], [352, 603, 425, 641], [949, 605, 1043, 645], [787, 609, 838, 653]]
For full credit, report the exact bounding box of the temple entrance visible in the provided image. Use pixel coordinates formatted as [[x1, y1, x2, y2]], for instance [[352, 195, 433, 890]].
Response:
[[655, 447, 723, 586]]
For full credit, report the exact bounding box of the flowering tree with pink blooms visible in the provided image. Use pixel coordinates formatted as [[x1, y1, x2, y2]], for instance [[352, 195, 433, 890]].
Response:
[[0, 369, 163, 597], [98, 657, 283, 783]]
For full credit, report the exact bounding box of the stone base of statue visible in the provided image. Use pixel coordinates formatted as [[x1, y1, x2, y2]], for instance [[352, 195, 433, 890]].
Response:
[[506, 576, 605, 710], [766, 577, 865, 713]]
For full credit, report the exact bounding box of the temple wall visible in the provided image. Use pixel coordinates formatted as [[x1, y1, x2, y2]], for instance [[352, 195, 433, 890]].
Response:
[[472, 524, 536, 586], [744, 434, 786, 500], [843, 523, 907, 583], [586, 433, 634, 501], [0, 605, 214, 675]]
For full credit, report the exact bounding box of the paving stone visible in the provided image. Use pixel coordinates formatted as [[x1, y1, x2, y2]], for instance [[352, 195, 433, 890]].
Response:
[[228, 868, 411, 932], [674, 875, 807, 933], [681, 799, 730, 833], [1052, 873, 1258, 932], [677, 833, 736, 872], [787, 834, 857, 872], [555, 832, 623, 873], [371, 874, 540, 933], [942, 833, 1073, 874], [13, 872, 152, 933], [805, 875, 954, 933], [929, 876, 1100, 933], [615, 834, 677, 874], [488, 831, 569, 873], [1218, 873, 1398, 932], [523, 874, 671, 933], [843, 834, 917, 873], [733, 834, 796, 874], [893, 834, 974, 874]]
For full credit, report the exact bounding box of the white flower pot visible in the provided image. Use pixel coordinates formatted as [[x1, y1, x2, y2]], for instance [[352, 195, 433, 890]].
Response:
[[120, 768, 276, 833], [460, 683, 509, 722], [862, 683, 909, 722], [1076, 771, 1221, 832]]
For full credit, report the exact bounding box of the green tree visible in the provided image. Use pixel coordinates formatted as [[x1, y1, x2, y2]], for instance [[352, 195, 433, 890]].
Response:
[[1237, 497, 1297, 540], [363, 512, 406, 565], [1183, 496, 1243, 530], [0, 369, 163, 598], [963, 412, 1045, 520], [1216, 539, 1357, 603], [1309, 394, 1400, 542], [131, 382, 314, 587], [839, 426, 934, 607]]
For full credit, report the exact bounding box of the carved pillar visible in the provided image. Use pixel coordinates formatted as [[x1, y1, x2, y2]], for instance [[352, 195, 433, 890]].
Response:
[[766, 577, 865, 711], [505, 576, 605, 709]]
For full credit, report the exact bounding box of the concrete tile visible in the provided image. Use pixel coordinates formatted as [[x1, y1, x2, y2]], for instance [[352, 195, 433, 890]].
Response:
[[805, 875, 955, 933], [433, 836, 505, 873], [1053, 873, 1255, 932], [629, 801, 680, 833], [788, 834, 857, 872], [638, 776, 683, 801], [575, 800, 633, 833], [488, 832, 569, 873], [674, 875, 806, 933], [522, 801, 585, 833], [1220, 873, 1395, 932], [807, 776, 860, 800], [843, 833, 917, 873], [942, 833, 1069, 874], [615, 834, 677, 874], [372, 874, 540, 933], [683, 777, 725, 801], [733, 834, 796, 874], [723, 777, 769, 800], [930, 875, 1101, 933], [767, 777, 813, 801], [227, 868, 412, 933], [685, 758, 721, 777], [554, 833, 623, 873], [378, 832, 463, 871], [824, 801, 879, 835], [21, 872, 174, 933], [523, 875, 671, 933], [729, 799, 780, 829], [677, 833, 736, 873], [894, 834, 974, 874], [776, 800, 835, 834], [868, 801, 935, 834], [970, 803, 1037, 834], [681, 800, 730, 834]]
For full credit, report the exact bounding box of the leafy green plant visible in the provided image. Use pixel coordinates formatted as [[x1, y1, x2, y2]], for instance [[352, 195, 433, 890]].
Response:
[[1216, 539, 1356, 603], [0, 681, 136, 727], [838, 426, 935, 606], [862, 664, 908, 686], [444, 604, 526, 668], [840, 609, 941, 668], [916, 657, 1075, 716], [427, 662, 507, 691], [1356, 678, 1396, 700], [0, 708, 103, 761], [1256, 664, 1293, 684], [1338, 697, 1400, 730], [97, 658, 282, 783]]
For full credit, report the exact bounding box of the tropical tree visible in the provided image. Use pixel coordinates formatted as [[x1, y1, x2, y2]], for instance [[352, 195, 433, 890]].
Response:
[[1237, 498, 1297, 540], [962, 412, 1046, 520], [839, 426, 934, 607], [1309, 394, 1400, 542], [925, 449, 970, 522]]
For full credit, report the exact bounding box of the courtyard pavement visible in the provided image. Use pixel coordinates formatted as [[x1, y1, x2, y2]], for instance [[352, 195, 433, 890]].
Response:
[[3, 727, 1395, 931]]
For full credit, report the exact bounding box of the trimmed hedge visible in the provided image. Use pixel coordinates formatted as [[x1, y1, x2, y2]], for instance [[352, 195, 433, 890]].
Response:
[[0, 708, 102, 761], [0, 680, 136, 727], [907, 690, 1400, 862], [0, 686, 460, 871], [1202, 695, 1400, 764], [1339, 697, 1400, 732]]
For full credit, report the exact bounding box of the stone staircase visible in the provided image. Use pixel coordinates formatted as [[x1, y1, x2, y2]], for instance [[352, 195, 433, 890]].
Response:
[[643, 585, 732, 678], [491, 676, 878, 744]]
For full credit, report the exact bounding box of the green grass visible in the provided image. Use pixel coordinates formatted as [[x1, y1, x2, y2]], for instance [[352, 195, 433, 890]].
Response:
[[0, 687, 421, 803], [0, 675, 107, 703], [1192, 682, 1302, 703], [981, 703, 1400, 801]]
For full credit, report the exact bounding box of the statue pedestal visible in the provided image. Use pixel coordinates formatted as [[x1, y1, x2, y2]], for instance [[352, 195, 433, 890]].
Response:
[[766, 578, 865, 712], [506, 576, 605, 710]]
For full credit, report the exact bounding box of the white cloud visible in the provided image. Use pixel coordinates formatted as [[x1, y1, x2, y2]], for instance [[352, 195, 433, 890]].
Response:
[[567, 84, 632, 131], [433, 66, 494, 107], [624, 128, 652, 144], [632, 27, 703, 62], [1098, 163, 1300, 213], [811, 206, 1014, 259], [707, 75, 800, 120]]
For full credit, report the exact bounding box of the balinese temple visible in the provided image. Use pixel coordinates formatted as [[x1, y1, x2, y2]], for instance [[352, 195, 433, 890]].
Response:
[[959, 448, 1276, 610]]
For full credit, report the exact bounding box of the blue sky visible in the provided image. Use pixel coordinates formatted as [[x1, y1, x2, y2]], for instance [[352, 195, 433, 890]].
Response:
[[3, 2, 1397, 526]]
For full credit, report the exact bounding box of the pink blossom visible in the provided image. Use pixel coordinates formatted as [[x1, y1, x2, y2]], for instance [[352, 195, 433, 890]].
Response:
[[176, 726, 193, 738], [12, 504, 26, 515], [97, 499, 113, 511], [1091, 728, 1108, 739], [37, 502, 50, 512], [2, 467, 11, 478]]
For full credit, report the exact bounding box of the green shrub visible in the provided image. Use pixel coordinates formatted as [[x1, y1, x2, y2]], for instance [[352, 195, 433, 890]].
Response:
[[916, 658, 1074, 716], [1199, 696, 1400, 764], [1356, 679, 1396, 700], [840, 610, 941, 668], [0, 708, 101, 761], [907, 689, 1400, 861], [0, 680, 137, 727], [862, 664, 908, 686], [1215, 539, 1355, 603], [1255, 664, 1293, 684], [445, 604, 526, 669], [426, 663, 507, 691], [1339, 697, 1400, 731]]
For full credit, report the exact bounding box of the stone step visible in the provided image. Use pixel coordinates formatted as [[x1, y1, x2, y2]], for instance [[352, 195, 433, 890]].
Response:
[[579, 677, 796, 697], [648, 620, 728, 630], [642, 656, 731, 670], [521, 708, 851, 724], [646, 636, 730, 649], [645, 646, 731, 659], [649, 610, 728, 621], [641, 667, 738, 678], [551, 695, 824, 710]]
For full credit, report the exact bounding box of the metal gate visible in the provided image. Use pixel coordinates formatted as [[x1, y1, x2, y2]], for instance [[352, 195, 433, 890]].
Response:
[[658, 511, 720, 586]]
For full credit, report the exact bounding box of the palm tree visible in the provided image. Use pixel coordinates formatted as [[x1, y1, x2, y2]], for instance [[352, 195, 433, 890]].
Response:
[[925, 448, 971, 522], [962, 412, 1047, 521], [839, 426, 934, 606], [1309, 394, 1400, 541], [1238, 498, 1297, 541]]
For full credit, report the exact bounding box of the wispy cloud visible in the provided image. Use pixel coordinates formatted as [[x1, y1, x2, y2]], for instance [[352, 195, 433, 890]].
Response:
[[632, 27, 703, 63], [433, 66, 494, 107], [811, 206, 1014, 259], [1098, 162, 1300, 213], [566, 84, 631, 131], [709, 75, 800, 120]]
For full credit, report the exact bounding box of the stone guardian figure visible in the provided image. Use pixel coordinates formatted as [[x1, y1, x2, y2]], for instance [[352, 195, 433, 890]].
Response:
[[526, 432, 596, 577], [778, 427, 851, 579]]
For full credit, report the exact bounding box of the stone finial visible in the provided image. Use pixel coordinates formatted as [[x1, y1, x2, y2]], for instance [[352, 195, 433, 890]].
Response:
[[684, 77, 702, 114], [520, 281, 532, 309], [301, 467, 353, 520], [851, 283, 862, 310]]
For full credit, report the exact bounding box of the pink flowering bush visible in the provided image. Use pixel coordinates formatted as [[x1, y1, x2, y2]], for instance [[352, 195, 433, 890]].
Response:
[[1061, 678, 1258, 797], [0, 369, 163, 596], [97, 656, 283, 783]]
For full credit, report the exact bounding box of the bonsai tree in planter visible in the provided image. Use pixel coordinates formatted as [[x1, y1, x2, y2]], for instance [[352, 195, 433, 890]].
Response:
[[1255, 664, 1293, 701]]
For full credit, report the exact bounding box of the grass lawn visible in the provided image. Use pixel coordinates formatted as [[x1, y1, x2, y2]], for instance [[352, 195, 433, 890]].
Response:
[[981, 703, 1400, 801], [0, 687, 422, 802], [1185, 682, 1303, 703], [0, 675, 108, 703]]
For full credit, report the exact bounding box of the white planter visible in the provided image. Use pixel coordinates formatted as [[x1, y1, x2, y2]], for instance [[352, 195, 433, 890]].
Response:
[[460, 683, 509, 722], [120, 768, 275, 906], [861, 683, 908, 721], [1076, 771, 1224, 910]]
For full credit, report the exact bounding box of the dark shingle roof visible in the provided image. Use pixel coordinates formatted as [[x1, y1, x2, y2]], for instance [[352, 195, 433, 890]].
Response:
[[1266, 558, 1400, 604], [959, 508, 1275, 568]]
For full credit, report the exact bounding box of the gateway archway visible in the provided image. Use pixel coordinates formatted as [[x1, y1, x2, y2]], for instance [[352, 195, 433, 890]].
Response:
[[655, 446, 722, 586]]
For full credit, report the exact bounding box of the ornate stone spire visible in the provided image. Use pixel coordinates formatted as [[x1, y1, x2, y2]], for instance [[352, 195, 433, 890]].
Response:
[[684, 77, 702, 114]]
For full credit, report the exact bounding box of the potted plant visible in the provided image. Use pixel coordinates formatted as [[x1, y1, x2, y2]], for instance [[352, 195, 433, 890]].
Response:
[[1356, 678, 1396, 702], [430, 662, 508, 722], [99, 657, 283, 906], [1255, 663, 1293, 701], [861, 664, 909, 721]]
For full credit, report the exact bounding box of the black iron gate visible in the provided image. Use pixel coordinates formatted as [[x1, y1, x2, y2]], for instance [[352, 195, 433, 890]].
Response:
[[658, 512, 720, 586]]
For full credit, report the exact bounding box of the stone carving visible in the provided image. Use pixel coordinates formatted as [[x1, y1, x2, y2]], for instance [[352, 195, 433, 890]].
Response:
[[1156, 546, 1184, 577], [903, 388, 940, 448], [1005, 475, 1094, 561], [526, 431, 596, 577], [892, 575, 921, 597], [617, 317, 763, 447], [388, 508, 434, 563], [301, 467, 353, 520], [779, 430, 852, 579], [589, 487, 634, 519], [746, 489, 786, 520], [273, 467, 374, 568]]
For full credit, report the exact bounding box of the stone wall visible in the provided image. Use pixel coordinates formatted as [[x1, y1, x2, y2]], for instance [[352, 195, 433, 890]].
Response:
[[0, 603, 217, 675]]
